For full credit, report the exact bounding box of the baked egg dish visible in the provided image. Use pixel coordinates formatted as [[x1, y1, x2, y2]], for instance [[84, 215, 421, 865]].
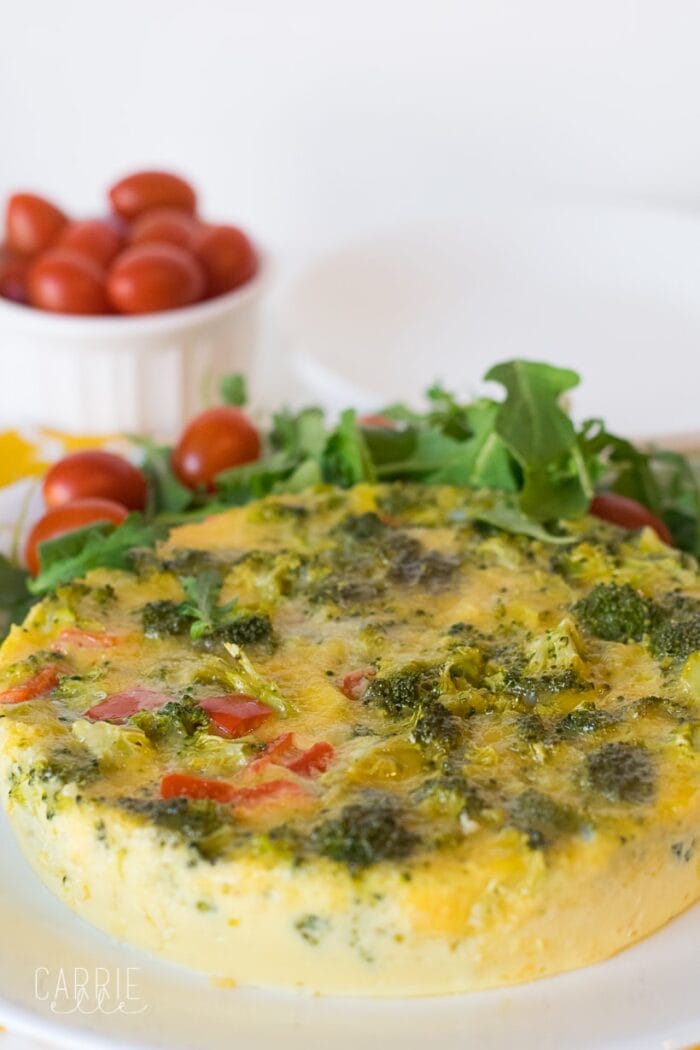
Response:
[[0, 482, 698, 995]]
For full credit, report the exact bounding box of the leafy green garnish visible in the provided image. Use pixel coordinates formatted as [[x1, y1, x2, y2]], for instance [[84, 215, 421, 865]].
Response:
[[485, 360, 594, 520], [219, 373, 247, 407], [133, 437, 192, 516], [3, 357, 700, 642], [0, 554, 33, 641], [179, 570, 236, 640], [29, 516, 160, 595]]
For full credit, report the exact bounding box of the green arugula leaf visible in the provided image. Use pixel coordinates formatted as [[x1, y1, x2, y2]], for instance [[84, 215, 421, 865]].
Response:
[[270, 407, 327, 459], [470, 501, 576, 545], [486, 360, 593, 519], [0, 554, 33, 641], [322, 410, 377, 486], [132, 437, 192, 515], [29, 516, 160, 595], [179, 569, 236, 640], [216, 451, 297, 505], [219, 374, 248, 407]]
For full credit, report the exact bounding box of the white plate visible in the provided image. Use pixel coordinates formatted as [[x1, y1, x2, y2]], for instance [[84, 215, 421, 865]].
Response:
[[0, 803, 698, 1050], [281, 199, 700, 439]]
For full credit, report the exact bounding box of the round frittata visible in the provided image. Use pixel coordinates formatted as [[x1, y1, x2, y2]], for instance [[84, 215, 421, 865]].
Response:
[[1, 483, 699, 994]]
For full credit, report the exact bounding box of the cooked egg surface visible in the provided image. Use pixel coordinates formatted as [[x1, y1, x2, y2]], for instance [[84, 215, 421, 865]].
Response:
[[1, 484, 698, 995]]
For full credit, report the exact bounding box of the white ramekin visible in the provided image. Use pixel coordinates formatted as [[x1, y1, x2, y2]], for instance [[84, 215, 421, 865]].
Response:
[[0, 258, 267, 437]]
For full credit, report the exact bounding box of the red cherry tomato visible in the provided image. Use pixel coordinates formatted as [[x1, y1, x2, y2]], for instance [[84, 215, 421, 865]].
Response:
[[107, 243, 205, 314], [5, 193, 67, 256], [358, 414, 396, 429], [28, 249, 109, 315], [25, 497, 129, 575], [57, 219, 125, 268], [0, 246, 29, 304], [172, 406, 261, 489], [192, 224, 258, 297], [109, 171, 196, 221], [590, 492, 673, 545], [43, 450, 147, 511], [129, 207, 198, 249]]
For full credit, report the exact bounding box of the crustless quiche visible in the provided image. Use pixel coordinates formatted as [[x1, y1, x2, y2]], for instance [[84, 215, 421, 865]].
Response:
[[0, 483, 699, 994]]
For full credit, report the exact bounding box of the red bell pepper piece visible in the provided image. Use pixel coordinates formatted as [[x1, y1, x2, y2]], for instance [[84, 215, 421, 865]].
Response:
[[198, 695, 272, 738], [86, 688, 170, 723], [0, 663, 61, 705]]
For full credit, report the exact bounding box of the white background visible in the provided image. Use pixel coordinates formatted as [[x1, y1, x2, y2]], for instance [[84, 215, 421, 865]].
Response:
[[4, 0, 700, 437], [2, 0, 700, 272]]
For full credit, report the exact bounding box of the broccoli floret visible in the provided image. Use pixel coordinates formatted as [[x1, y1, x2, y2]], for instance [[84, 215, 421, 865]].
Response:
[[161, 548, 228, 576], [130, 699, 209, 741], [384, 531, 458, 588], [413, 774, 484, 819], [510, 788, 580, 848], [337, 512, 387, 540], [586, 742, 654, 803], [410, 702, 462, 752], [119, 796, 236, 860], [556, 703, 616, 737], [197, 613, 275, 652], [309, 797, 418, 870], [629, 695, 690, 722], [311, 575, 385, 609], [363, 663, 441, 715], [495, 618, 589, 702], [651, 619, 700, 660], [503, 667, 584, 704], [515, 712, 548, 742], [39, 745, 99, 786], [649, 594, 700, 660], [142, 600, 191, 638], [574, 583, 651, 643]]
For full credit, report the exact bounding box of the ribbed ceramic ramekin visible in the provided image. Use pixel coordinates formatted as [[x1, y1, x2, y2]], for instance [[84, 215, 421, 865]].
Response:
[[0, 258, 267, 436]]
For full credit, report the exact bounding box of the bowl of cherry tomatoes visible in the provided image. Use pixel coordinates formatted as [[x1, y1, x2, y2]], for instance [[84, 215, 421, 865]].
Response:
[[0, 170, 265, 436]]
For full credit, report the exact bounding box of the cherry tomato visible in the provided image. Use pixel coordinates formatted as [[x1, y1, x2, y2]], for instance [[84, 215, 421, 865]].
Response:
[[5, 193, 67, 256], [28, 249, 109, 315], [25, 497, 128, 575], [43, 450, 147, 510], [107, 243, 205, 314], [0, 246, 29, 304], [358, 414, 396, 429], [192, 224, 258, 297], [590, 492, 673, 545], [57, 219, 125, 268], [129, 207, 198, 249], [172, 406, 261, 489], [109, 171, 196, 221]]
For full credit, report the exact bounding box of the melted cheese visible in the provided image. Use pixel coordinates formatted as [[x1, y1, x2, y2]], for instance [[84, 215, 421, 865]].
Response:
[[0, 483, 699, 994]]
